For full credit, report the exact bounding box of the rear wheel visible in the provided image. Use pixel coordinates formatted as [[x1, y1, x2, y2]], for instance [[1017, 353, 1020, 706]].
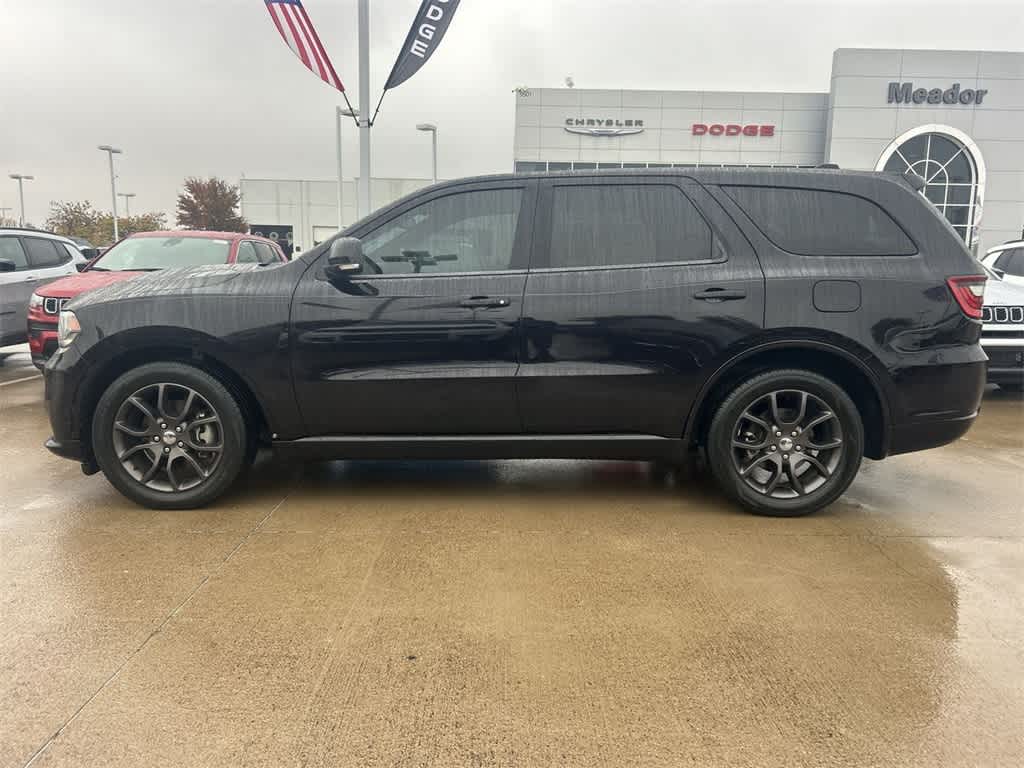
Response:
[[707, 369, 863, 517], [92, 362, 248, 509]]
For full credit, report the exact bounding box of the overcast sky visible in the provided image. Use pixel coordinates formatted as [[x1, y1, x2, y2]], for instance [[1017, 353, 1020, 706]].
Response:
[[2, 0, 1022, 226]]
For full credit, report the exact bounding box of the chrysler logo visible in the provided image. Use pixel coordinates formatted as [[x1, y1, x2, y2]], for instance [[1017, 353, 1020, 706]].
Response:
[[564, 118, 645, 137]]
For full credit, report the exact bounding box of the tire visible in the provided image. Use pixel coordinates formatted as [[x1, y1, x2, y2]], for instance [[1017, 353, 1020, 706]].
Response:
[[707, 369, 864, 517], [91, 362, 248, 509]]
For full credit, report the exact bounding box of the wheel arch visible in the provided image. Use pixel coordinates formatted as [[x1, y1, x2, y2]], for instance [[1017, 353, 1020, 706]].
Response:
[[76, 328, 273, 461], [684, 339, 892, 460]]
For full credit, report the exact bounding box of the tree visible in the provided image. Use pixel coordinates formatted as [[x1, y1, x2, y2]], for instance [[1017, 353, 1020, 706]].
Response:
[[176, 177, 246, 232], [45, 200, 167, 245]]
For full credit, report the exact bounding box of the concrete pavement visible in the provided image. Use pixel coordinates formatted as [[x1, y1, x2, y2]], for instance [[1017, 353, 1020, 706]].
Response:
[[1, 346, 1022, 767]]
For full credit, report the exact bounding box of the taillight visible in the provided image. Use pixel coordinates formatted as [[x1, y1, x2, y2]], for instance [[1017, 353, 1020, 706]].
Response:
[[946, 275, 987, 320]]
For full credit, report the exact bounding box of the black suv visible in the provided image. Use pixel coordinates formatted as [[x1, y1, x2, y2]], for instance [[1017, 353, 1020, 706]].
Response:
[[43, 169, 988, 516]]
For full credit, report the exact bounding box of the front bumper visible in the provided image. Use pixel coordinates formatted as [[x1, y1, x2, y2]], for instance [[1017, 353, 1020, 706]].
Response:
[[43, 344, 92, 467], [27, 311, 58, 368]]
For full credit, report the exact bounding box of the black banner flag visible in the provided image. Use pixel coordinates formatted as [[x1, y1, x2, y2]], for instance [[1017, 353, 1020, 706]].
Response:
[[384, 0, 461, 91]]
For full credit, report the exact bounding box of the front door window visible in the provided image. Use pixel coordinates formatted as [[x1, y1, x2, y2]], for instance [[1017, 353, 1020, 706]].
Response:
[[360, 189, 524, 275]]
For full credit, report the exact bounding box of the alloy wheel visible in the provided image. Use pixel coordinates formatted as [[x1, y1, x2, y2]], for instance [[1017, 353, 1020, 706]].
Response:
[[111, 382, 224, 492], [729, 389, 844, 499]]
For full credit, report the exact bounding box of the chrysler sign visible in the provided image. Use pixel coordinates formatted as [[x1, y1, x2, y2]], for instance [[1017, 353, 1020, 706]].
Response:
[[565, 118, 644, 137]]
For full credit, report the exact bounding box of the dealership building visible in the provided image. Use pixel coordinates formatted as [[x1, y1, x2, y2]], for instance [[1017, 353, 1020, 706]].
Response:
[[514, 48, 1024, 253]]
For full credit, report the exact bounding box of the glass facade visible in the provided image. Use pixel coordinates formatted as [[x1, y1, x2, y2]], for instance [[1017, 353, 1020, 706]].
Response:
[[514, 161, 820, 173], [881, 132, 980, 244]]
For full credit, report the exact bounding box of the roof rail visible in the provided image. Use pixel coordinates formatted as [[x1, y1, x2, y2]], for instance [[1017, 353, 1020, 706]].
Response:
[[0, 225, 60, 236], [816, 163, 840, 169]]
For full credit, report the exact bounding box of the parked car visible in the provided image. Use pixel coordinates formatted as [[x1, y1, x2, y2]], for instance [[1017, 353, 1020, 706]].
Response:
[[0, 228, 87, 347], [68, 236, 102, 261], [28, 230, 286, 367], [980, 265, 1024, 391], [44, 169, 987, 515], [979, 240, 1024, 287]]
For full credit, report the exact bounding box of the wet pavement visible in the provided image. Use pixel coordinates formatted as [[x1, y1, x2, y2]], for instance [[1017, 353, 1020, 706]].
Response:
[[2, 343, 1023, 767]]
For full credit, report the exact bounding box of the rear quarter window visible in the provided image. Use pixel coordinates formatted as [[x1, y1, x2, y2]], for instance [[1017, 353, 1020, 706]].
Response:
[[723, 185, 917, 257]]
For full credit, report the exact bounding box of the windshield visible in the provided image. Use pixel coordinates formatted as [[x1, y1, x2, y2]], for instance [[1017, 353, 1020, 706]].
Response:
[[92, 237, 231, 271]]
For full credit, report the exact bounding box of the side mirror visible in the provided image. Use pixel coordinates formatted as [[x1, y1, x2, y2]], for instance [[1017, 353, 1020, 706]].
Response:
[[80, 248, 99, 260], [76, 262, 89, 272], [325, 237, 365, 281], [992, 267, 1006, 278], [0, 259, 16, 273]]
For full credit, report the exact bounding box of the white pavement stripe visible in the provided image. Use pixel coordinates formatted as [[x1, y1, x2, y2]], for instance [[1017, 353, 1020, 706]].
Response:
[[0, 374, 41, 387]]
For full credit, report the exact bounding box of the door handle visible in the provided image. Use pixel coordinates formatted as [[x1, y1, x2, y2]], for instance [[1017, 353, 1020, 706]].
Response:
[[23, 275, 38, 282], [694, 288, 746, 301], [460, 296, 510, 309]]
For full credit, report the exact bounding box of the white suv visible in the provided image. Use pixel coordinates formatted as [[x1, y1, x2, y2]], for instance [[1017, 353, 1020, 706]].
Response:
[[980, 240, 1024, 287], [0, 229, 87, 347]]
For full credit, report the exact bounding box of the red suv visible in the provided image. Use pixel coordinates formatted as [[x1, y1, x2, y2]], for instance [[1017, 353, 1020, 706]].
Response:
[[28, 230, 286, 367]]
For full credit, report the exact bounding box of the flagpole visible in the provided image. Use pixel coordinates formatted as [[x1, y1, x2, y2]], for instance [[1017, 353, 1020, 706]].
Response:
[[357, 0, 371, 220]]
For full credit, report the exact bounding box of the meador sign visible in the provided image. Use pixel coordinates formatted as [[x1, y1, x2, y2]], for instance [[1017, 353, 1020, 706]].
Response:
[[887, 82, 989, 105]]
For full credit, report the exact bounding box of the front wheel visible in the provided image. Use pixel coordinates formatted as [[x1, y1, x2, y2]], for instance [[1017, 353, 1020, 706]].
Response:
[[707, 369, 864, 517], [92, 362, 248, 509]]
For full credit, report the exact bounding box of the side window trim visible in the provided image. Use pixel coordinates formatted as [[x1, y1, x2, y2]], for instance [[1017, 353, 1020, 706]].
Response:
[[531, 176, 726, 272], [347, 180, 537, 277]]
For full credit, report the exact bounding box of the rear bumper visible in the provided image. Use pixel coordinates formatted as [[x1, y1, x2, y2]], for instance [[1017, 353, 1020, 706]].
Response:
[[45, 436, 84, 462], [889, 411, 978, 456], [887, 357, 986, 457]]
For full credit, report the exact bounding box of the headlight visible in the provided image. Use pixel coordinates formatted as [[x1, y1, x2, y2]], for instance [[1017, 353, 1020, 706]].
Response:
[[29, 293, 43, 309], [57, 310, 81, 348]]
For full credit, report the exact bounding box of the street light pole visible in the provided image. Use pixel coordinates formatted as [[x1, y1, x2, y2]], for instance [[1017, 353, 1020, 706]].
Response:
[[336, 106, 358, 229], [357, 0, 371, 220], [98, 145, 123, 241], [118, 192, 136, 218], [416, 123, 438, 184], [9, 174, 34, 227]]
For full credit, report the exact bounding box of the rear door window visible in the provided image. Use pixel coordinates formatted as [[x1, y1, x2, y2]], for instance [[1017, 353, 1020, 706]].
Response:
[[723, 185, 917, 256], [994, 247, 1024, 276], [0, 236, 29, 270], [548, 183, 713, 269], [23, 237, 68, 268], [60, 243, 83, 261]]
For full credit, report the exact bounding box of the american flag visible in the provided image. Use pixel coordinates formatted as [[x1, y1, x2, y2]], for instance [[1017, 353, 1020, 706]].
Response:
[[264, 0, 344, 92]]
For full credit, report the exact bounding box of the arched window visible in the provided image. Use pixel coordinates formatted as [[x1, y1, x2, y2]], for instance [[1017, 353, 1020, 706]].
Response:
[[876, 126, 985, 245]]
